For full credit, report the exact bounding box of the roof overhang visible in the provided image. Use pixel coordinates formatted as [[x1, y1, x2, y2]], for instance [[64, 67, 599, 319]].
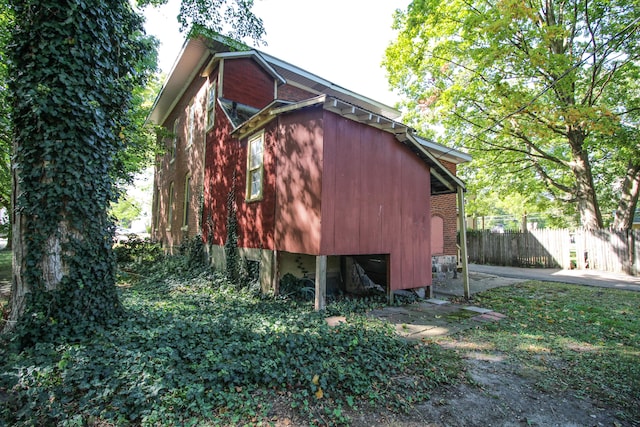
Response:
[[148, 34, 248, 126], [414, 136, 472, 165], [232, 95, 467, 195], [148, 36, 401, 126]]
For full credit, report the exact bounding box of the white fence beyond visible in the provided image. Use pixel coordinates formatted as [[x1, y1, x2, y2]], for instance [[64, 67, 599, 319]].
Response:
[[466, 229, 640, 275]]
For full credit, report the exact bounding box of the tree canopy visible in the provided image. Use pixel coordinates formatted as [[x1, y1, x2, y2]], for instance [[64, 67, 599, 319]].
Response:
[[385, 0, 640, 229]]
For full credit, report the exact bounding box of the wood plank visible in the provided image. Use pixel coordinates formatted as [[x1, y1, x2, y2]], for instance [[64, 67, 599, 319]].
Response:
[[457, 187, 470, 299], [358, 124, 383, 254], [332, 115, 361, 254], [315, 255, 327, 311], [320, 111, 337, 253]]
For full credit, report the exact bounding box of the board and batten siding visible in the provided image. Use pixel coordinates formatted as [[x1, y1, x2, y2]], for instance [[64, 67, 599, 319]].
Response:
[[273, 107, 432, 290], [274, 107, 324, 255]]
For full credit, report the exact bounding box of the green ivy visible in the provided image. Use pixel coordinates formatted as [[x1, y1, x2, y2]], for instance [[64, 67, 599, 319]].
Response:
[[224, 174, 240, 284], [0, 257, 464, 426], [7, 0, 154, 341], [114, 235, 163, 266]]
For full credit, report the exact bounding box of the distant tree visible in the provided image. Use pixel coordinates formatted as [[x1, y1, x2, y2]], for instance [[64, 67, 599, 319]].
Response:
[[4, 0, 264, 337], [0, 3, 12, 248], [385, 0, 640, 229], [112, 196, 142, 229]]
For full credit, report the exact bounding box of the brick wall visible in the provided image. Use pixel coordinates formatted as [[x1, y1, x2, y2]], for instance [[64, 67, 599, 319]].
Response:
[[431, 160, 458, 257], [277, 83, 315, 102], [152, 68, 208, 250], [222, 58, 274, 108]]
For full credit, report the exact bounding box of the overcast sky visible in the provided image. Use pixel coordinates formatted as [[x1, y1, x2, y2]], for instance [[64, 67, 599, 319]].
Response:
[[143, 0, 411, 107]]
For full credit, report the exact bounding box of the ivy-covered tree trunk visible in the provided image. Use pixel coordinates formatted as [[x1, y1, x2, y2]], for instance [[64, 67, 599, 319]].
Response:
[[5, 0, 151, 336]]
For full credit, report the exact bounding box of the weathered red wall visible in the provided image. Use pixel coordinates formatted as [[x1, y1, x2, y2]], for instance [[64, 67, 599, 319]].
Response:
[[270, 107, 432, 290], [221, 58, 274, 108], [202, 102, 277, 250], [273, 108, 324, 254], [235, 124, 277, 250], [277, 83, 315, 102], [202, 100, 235, 247], [319, 111, 432, 290], [152, 69, 208, 249]]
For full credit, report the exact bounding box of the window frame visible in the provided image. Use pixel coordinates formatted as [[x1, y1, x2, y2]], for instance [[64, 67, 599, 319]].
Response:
[[206, 81, 216, 130], [169, 119, 178, 163], [187, 101, 195, 148], [182, 174, 191, 230], [245, 131, 265, 202], [168, 182, 174, 231]]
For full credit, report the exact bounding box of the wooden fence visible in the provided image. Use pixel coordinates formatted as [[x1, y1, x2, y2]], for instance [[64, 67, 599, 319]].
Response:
[[465, 229, 640, 275]]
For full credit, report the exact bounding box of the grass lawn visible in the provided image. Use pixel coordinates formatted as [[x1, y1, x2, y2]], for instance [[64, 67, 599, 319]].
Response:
[[0, 250, 11, 282], [1, 252, 639, 425], [443, 282, 640, 423], [0, 249, 10, 316]]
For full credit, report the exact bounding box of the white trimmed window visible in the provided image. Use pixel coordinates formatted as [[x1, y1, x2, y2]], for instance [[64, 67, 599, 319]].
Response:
[[246, 131, 264, 201], [183, 174, 191, 229], [170, 119, 178, 162], [187, 102, 195, 148], [206, 82, 216, 130], [168, 182, 175, 230]]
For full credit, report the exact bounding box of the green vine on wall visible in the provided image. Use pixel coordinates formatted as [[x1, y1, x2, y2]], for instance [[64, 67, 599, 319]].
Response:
[[224, 171, 240, 284]]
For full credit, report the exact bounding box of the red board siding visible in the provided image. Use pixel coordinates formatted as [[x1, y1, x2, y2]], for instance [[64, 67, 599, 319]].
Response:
[[203, 104, 433, 290], [320, 111, 432, 290], [274, 108, 324, 254], [236, 125, 277, 250], [222, 58, 274, 108], [331, 116, 361, 253], [202, 102, 277, 250], [202, 102, 236, 247]]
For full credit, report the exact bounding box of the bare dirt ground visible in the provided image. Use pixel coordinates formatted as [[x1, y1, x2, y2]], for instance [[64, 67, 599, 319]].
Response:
[[274, 306, 632, 427], [342, 349, 628, 427], [270, 347, 627, 427]]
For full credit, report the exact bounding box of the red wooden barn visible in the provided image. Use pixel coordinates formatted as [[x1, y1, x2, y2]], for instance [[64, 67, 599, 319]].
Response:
[[149, 35, 471, 305]]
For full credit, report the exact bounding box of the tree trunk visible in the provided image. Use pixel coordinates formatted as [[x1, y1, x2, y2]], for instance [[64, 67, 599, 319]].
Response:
[[568, 130, 603, 229], [613, 161, 640, 230], [2, 0, 150, 336]]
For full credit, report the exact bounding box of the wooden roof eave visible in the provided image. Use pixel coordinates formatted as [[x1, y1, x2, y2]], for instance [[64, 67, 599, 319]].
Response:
[[230, 95, 467, 194], [231, 99, 298, 140], [404, 131, 467, 194], [201, 50, 287, 85]]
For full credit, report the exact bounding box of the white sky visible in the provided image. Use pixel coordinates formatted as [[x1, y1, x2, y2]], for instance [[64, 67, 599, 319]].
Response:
[[143, 0, 411, 107]]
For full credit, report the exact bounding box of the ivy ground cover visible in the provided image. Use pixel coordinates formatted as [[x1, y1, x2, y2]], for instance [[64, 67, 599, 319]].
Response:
[[0, 262, 463, 426]]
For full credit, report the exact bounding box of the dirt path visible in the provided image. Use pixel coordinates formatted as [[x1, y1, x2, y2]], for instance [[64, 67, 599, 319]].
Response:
[[325, 298, 630, 426], [347, 348, 627, 427], [411, 354, 623, 426]]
